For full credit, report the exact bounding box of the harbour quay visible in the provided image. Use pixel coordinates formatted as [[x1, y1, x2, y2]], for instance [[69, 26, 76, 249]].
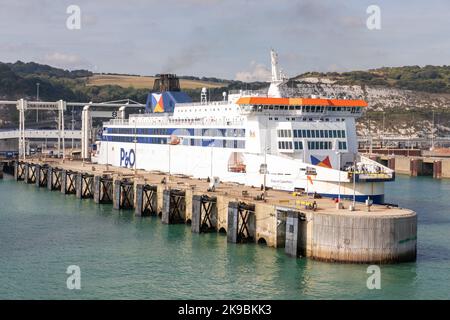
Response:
[[4, 159, 417, 264]]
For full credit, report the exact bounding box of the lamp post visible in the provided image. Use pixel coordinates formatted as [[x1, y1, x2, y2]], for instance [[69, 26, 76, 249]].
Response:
[[336, 151, 341, 203], [36, 83, 40, 122], [263, 114, 270, 198], [71, 107, 75, 150], [106, 131, 109, 170], [263, 146, 268, 198], [134, 119, 137, 174], [382, 111, 385, 148], [168, 143, 171, 178], [431, 110, 435, 150], [352, 153, 356, 207], [210, 145, 213, 179]]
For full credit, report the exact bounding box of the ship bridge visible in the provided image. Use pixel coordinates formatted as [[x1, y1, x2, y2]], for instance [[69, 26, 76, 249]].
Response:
[[235, 96, 367, 117]]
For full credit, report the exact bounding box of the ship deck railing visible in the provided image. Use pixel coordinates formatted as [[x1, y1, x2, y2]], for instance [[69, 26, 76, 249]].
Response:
[[228, 89, 268, 96], [105, 116, 245, 127], [175, 101, 230, 107]]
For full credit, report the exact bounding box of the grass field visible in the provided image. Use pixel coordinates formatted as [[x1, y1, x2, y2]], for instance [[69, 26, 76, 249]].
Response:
[[86, 74, 226, 90]]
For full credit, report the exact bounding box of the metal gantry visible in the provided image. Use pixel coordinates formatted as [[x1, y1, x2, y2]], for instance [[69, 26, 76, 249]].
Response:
[[0, 99, 146, 161], [13, 99, 67, 160]]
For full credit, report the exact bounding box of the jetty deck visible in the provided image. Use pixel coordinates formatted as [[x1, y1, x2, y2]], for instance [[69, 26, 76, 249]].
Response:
[[3, 158, 417, 264]]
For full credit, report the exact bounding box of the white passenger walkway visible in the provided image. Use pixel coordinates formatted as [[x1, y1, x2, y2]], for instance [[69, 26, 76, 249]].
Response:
[[0, 129, 81, 140]]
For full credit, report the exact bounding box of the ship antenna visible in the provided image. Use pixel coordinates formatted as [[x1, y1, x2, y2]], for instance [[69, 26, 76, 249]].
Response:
[[268, 49, 287, 98], [271, 49, 280, 82], [201, 87, 207, 105]]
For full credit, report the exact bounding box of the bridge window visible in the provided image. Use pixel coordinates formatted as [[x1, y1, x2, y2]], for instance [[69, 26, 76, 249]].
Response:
[[338, 141, 347, 150], [294, 141, 303, 150], [307, 141, 333, 150], [278, 141, 293, 150], [277, 129, 292, 138]]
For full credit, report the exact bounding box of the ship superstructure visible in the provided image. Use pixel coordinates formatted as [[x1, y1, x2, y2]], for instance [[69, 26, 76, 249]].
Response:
[[92, 50, 394, 203]]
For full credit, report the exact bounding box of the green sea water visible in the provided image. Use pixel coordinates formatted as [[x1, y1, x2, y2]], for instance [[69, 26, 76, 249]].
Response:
[[0, 174, 449, 299]]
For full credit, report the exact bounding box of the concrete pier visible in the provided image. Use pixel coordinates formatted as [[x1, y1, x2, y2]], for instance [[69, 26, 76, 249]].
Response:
[[61, 170, 76, 194], [191, 195, 217, 233], [227, 202, 256, 244], [135, 184, 158, 217], [76, 173, 94, 199], [433, 160, 442, 179], [162, 189, 186, 224], [14, 162, 25, 181], [35, 164, 49, 187], [47, 167, 62, 191], [113, 178, 134, 210], [5, 159, 418, 264], [285, 211, 307, 258], [372, 154, 450, 179], [24, 163, 36, 184], [410, 159, 423, 176], [93, 175, 113, 204], [310, 211, 417, 263]]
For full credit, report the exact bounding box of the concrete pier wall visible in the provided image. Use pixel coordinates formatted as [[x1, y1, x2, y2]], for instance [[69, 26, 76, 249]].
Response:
[[310, 212, 417, 263], [7, 160, 418, 264], [442, 160, 450, 178], [254, 203, 277, 247], [394, 157, 411, 175], [374, 154, 450, 178]]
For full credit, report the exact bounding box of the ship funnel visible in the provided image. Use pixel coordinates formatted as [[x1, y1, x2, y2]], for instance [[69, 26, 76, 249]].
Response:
[[153, 74, 180, 92]]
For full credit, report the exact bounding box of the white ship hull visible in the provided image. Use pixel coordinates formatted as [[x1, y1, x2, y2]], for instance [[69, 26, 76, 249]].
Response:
[[90, 51, 394, 204], [94, 141, 386, 203]]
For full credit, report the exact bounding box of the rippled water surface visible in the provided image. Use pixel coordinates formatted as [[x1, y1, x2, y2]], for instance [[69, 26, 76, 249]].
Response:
[[0, 174, 449, 299]]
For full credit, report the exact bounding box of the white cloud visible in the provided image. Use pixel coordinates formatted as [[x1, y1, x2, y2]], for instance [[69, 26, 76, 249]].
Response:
[[41, 52, 93, 70], [235, 61, 271, 82]]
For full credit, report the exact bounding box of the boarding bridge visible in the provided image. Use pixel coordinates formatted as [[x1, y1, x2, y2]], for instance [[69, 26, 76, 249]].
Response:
[[0, 129, 81, 140], [0, 99, 145, 160]]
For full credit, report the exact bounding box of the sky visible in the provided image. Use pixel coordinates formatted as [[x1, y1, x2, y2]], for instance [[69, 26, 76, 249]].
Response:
[[0, 0, 449, 81]]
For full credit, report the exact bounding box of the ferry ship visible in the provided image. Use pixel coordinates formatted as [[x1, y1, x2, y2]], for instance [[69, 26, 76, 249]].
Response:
[[92, 50, 394, 204]]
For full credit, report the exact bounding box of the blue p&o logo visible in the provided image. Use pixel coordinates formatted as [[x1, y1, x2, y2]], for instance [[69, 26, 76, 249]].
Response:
[[120, 148, 135, 167]]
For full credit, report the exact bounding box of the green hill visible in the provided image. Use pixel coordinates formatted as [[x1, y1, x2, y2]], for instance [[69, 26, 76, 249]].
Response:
[[0, 61, 150, 102], [0, 61, 268, 103], [295, 65, 450, 94]]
